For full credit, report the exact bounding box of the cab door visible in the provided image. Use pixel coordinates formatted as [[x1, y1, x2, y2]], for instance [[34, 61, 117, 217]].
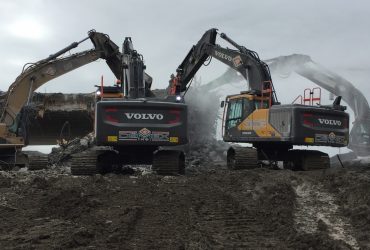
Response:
[[222, 96, 255, 140]]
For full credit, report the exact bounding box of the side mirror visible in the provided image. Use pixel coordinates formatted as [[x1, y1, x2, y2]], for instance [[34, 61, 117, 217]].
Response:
[[220, 100, 225, 108]]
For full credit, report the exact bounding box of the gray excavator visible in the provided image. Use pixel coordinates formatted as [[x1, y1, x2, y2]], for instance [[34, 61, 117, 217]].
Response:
[[0, 30, 119, 169]]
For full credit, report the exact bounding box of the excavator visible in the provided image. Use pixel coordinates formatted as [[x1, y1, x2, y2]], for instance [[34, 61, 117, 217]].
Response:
[[208, 54, 370, 158], [169, 28, 349, 170], [0, 30, 187, 174], [70, 36, 187, 175], [0, 30, 118, 169]]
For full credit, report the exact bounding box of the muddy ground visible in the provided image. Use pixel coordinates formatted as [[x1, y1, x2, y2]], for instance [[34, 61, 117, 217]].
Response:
[[0, 162, 370, 250]]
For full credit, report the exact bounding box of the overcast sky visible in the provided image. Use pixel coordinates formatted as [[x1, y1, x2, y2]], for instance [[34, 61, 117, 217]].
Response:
[[0, 0, 369, 102]]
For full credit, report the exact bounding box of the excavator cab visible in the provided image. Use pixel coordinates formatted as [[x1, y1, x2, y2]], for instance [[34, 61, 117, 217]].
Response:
[[95, 85, 124, 101], [95, 78, 124, 101], [222, 92, 270, 139]]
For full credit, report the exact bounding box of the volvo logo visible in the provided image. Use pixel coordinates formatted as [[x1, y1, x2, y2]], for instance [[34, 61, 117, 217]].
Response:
[[124, 113, 164, 120], [214, 51, 233, 62], [318, 118, 342, 126]]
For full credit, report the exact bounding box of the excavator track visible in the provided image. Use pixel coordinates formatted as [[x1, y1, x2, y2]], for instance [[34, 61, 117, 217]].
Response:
[[28, 154, 49, 171], [227, 147, 258, 170], [152, 150, 185, 175], [0, 151, 29, 170], [70, 150, 99, 175], [284, 150, 330, 171]]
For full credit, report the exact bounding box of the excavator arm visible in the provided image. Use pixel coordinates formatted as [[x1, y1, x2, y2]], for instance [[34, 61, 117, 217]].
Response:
[[3, 50, 99, 132], [1, 30, 122, 138], [89, 30, 121, 79], [169, 28, 277, 103], [173, 28, 217, 92]]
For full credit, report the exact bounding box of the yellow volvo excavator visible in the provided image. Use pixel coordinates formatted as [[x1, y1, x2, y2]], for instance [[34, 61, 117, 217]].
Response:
[[169, 28, 349, 170]]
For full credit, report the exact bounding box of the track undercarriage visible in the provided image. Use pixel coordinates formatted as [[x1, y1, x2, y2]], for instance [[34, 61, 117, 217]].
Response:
[[0, 149, 49, 171], [70, 146, 185, 176], [27, 153, 49, 170], [227, 145, 330, 171]]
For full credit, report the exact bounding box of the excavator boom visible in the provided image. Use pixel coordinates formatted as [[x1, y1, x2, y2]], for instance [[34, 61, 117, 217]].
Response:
[[169, 28, 277, 103], [175, 28, 217, 91], [2, 50, 99, 131], [170, 28, 349, 170], [0, 30, 132, 168], [0, 31, 125, 136]]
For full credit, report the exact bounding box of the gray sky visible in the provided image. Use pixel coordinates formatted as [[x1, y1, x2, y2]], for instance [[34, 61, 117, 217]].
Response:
[[1, 0, 369, 99]]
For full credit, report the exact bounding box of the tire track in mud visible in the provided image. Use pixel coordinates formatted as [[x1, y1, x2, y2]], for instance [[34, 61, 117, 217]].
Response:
[[126, 204, 186, 248], [2, 168, 370, 249], [120, 179, 191, 249], [188, 182, 282, 249], [294, 181, 360, 249]]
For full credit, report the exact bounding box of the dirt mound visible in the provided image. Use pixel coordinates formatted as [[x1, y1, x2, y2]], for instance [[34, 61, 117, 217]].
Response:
[[1, 165, 369, 249]]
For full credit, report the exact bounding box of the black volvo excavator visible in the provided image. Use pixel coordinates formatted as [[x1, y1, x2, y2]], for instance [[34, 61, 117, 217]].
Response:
[[71, 34, 188, 175], [70, 35, 187, 175], [0, 30, 187, 174], [169, 28, 349, 170]]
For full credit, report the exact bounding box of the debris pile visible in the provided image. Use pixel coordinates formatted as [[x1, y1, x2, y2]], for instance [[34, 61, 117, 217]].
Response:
[[48, 133, 95, 166]]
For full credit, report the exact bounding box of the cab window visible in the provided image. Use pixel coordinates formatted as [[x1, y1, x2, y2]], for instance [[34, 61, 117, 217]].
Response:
[[226, 98, 255, 129], [243, 98, 255, 117], [226, 99, 242, 129], [255, 100, 269, 109]]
